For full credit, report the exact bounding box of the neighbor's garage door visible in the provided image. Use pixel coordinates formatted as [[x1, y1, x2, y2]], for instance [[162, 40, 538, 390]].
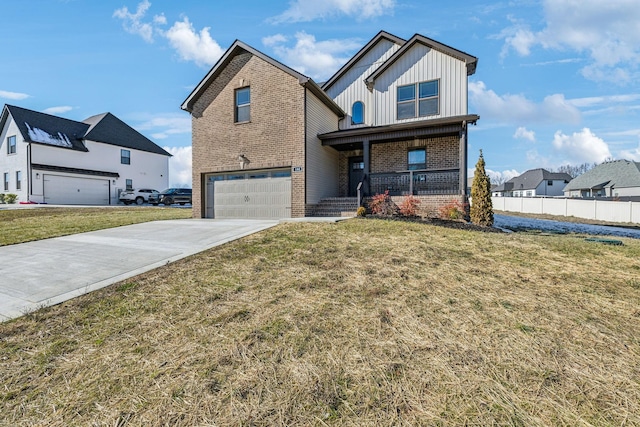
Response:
[[213, 176, 291, 219], [43, 174, 110, 205]]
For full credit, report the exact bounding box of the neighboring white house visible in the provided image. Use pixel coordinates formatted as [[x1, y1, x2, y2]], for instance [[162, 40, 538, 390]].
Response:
[[492, 168, 572, 197], [0, 105, 171, 205], [563, 159, 640, 198]]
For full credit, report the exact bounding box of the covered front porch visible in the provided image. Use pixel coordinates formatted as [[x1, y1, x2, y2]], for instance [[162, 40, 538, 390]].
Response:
[[318, 115, 478, 211]]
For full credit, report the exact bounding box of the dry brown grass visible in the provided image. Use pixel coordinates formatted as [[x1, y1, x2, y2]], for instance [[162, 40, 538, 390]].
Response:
[[0, 207, 192, 246], [1, 219, 639, 426]]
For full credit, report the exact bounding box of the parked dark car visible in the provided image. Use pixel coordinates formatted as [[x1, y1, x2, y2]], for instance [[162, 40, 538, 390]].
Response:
[[149, 188, 192, 206]]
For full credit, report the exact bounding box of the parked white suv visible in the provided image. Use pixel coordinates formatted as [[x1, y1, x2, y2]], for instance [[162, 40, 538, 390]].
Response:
[[119, 188, 158, 205]]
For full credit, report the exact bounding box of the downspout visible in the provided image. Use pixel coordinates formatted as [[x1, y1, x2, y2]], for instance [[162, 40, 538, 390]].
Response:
[[460, 121, 468, 198], [27, 142, 31, 202]]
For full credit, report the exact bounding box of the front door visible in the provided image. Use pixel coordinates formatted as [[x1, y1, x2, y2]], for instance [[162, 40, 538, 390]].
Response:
[[348, 156, 364, 197]]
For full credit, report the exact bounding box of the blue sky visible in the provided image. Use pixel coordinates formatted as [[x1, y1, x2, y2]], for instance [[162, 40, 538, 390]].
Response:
[[2, 0, 640, 186]]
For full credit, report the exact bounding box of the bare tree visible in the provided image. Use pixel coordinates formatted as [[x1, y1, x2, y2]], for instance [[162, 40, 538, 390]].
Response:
[[555, 162, 598, 178]]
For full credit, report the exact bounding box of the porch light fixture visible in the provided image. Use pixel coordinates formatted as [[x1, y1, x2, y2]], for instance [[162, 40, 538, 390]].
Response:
[[238, 154, 250, 169]]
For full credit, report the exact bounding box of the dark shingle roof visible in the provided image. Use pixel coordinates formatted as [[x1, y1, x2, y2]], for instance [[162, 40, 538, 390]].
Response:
[[1, 104, 170, 157], [563, 160, 640, 191], [507, 168, 572, 190], [83, 112, 171, 156], [3, 105, 89, 151]]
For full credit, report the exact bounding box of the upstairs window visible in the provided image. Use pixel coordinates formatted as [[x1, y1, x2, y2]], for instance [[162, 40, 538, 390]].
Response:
[[121, 149, 130, 165], [7, 135, 16, 154], [351, 101, 364, 125], [235, 87, 250, 123], [397, 80, 439, 119], [408, 148, 426, 170]]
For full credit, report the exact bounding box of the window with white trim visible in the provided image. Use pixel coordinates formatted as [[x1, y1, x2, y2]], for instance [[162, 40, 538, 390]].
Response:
[[397, 80, 439, 120], [16, 171, 21, 190], [351, 101, 364, 125], [235, 87, 250, 123], [121, 149, 130, 165], [3, 172, 8, 191], [7, 135, 16, 154], [126, 179, 133, 190]]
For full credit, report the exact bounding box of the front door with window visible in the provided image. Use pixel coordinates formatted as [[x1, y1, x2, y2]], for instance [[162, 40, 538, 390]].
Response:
[[348, 156, 364, 197]]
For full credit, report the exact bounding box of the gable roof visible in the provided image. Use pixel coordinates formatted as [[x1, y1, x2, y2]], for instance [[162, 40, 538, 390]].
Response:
[[83, 112, 171, 156], [181, 40, 344, 117], [563, 160, 640, 191], [321, 30, 405, 92], [1, 104, 170, 156], [507, 168, 572, 191], [2, 104, 89, 152], [365, 34, 478, 89]]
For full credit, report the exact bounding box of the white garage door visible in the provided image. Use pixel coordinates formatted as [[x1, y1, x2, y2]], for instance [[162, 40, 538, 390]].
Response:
[[210, 173, 291, 219], [44, 174, 110, 205]]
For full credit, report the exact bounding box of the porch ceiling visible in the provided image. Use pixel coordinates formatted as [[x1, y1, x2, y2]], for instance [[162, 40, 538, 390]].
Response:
[[319, 114, 478, 150]]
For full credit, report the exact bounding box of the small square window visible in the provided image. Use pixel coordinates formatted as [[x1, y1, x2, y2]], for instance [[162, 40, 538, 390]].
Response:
[[547, 180, 553, 186], [126, 179, 133, 190], [7, 135, 17, 154], [121, 149, 131, 165], [408, 149, 426, 170], [235, 87, 250, 123]]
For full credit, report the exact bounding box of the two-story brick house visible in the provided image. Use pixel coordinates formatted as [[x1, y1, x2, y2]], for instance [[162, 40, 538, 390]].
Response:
[[183, 31, 479, 219]]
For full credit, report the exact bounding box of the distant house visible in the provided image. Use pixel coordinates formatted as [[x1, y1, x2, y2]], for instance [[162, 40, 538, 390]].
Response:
[[493, 168, 571, 197], [0, 104, 171, 205], [563, 160, 640, 198], [183, 31, 478, 218]]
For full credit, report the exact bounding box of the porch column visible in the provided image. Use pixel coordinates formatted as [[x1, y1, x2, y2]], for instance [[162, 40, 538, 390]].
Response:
[[459, 123, 468, 197], [363, 138, 371, 196]]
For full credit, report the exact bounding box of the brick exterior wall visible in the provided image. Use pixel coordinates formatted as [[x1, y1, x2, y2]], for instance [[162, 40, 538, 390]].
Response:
[[370, 135, 459, 172], [190, 52, 306, 218]]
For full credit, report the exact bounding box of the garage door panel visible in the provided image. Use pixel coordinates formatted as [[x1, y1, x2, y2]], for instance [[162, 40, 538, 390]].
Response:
[[44, 175, 110, 205], [213, 175, 291, 219]]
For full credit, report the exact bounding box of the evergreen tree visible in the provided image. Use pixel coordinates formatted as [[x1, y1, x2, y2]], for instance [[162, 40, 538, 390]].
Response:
[[470, 149, 494, 226]]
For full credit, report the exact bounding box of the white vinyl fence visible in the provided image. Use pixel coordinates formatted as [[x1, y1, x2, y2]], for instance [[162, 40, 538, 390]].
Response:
[[491, 197, 640, 224]]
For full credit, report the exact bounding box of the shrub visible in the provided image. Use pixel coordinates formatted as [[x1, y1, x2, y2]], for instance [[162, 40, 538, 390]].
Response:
[[0, 194, 5, 204], [399, 195, 420, 217], [368, 190, 397, 216], [470, 150, 494, 226], [438, 200, 468, 220], [356, 206, 366, 217], [4, 193, 17, 204]]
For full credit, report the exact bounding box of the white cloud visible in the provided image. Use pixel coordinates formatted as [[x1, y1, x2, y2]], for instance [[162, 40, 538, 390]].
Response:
[[498, 0, 640, 84], [136, 114, 191, 140], [0, 90, 30, 100], [270, 0, 395, 23], [470, 168, 520, 184], [513, 126, 535, 142], [262, 31, 360, 80], [469, 81, 581, 125], [619, 143, 640, 161], [163, 18, 224, 67], [552, 128, 612, 164], [113, 0, 154, 42], [164, 146, 192, 188], [43, 106, 73, 115], [113, 2, 223, 67]]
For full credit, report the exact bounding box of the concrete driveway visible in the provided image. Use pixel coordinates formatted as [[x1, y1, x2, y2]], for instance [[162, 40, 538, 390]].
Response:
[[0, 219, 279, 321]]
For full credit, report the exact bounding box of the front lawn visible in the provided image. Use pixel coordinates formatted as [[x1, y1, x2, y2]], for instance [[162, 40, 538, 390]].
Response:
[[0, 207, 192, 246], [1, 219, 639, 425]]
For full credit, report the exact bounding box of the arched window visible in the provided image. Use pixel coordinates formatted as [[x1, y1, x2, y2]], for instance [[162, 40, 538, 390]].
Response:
[[351, 101, 364, 125]]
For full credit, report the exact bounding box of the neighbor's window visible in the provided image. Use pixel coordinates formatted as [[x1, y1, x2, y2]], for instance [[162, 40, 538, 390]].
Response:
[[351, 101, 364, 125], [408, 148, 426, 170], [7, 135, 16, 154], [16, 171, 21, 190], [235, 87, 250, 123], [397, 80, 439, 119], [126, 179, 133, 190], [547, 180, 553, 186], [121, 149, 130, 165], [3, 172, 8, 191]]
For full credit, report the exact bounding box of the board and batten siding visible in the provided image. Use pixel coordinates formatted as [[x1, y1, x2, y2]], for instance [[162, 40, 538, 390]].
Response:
[[305, 89, 340, 205], [325, 39, 400, 130], [372, 44, 468, 126]]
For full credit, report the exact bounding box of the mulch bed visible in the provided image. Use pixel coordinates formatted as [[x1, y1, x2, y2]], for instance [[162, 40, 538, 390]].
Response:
[[364, 215, 504, 233]]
